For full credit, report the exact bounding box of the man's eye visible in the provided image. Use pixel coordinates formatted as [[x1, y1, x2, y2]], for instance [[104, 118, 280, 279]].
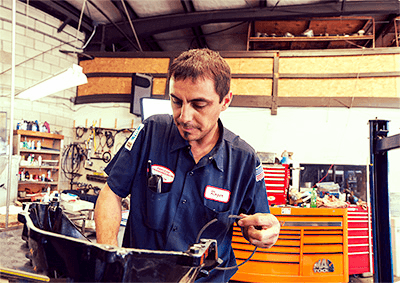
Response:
[[172, 99, 182, 106], [192, 103, 207, 109]]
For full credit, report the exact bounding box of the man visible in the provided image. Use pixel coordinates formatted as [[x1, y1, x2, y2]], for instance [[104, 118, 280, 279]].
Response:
[[94, 48, 280, 282]]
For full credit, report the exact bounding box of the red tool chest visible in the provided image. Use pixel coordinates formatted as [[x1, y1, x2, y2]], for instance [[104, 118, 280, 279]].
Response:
[[347, 205, 374, 275], [263, 164, 290, 206]]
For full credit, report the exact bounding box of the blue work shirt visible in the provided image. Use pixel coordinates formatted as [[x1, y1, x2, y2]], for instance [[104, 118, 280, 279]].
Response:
[[105, 114, 270, 282]]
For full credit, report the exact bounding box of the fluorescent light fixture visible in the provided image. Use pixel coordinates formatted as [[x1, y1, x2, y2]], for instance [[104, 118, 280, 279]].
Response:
[[17, 64, 88, 101]]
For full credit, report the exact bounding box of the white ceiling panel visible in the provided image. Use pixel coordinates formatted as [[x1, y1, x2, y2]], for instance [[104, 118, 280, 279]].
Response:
[[152, 29, 193, 51], [193, 0, 252, 11], [69, 0, 122, 24], [202, 22, 248, 51], [126, 0, 183, 17]]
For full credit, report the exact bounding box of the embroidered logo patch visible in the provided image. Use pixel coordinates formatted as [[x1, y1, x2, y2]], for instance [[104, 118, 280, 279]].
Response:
[[151, 165, 175, 183], [256, 164, 265, 182], [125, 123, 144, 151], [204, 186, 230, 203]]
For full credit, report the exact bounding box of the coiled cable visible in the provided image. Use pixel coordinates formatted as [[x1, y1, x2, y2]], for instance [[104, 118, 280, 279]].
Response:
[[61, 143, 86, 182], [195, 215, 258, 271], [105, 130, 115, 148]]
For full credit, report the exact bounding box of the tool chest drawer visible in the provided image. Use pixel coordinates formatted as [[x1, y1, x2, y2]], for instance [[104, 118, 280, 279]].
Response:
[[263, 164, 289, 205]]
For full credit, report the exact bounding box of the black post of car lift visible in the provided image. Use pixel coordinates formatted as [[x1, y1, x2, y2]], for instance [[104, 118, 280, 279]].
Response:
[[369, 119, 400, 283]]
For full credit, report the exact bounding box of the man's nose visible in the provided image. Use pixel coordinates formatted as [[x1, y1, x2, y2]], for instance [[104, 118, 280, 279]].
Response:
[[179, 103, 193, 122]]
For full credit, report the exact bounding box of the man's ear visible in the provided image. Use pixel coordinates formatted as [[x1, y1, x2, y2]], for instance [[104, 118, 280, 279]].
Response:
[[221, 92, 233, 111]]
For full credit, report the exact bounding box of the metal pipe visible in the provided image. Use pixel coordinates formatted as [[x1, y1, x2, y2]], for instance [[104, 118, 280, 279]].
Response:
[[121, 0, 142, 52], [86, 0, 140, 51], [369, 119, 394, 283], [366, 161, 373, 274], [6, 0, 17, 229]]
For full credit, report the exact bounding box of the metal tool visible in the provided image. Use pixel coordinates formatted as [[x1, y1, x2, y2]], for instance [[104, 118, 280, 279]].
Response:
[[147, 160, 163, 193]]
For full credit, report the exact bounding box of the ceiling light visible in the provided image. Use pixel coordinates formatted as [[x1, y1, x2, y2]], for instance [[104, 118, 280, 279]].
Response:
[[16, 64, 87, 101]]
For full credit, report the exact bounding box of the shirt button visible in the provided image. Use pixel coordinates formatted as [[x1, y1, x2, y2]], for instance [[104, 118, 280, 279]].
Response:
[[209, 157, 213, 160], [189, 171, 194, 176], [182, 199, 187, 204], [172, 226, 178, 231]]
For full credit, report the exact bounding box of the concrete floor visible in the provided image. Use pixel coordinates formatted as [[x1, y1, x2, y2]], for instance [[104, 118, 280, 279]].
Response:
[[349, 275, 374, 283], [350, 275, 400, 283], [0, 226, 35, 275]]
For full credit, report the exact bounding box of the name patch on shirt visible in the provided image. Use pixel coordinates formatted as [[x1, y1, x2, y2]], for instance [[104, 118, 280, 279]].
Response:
[[151, 165, 175, 183], [204, 186, 230, 203], [256, 164, 264, 182], [125, 123, 144, 151]]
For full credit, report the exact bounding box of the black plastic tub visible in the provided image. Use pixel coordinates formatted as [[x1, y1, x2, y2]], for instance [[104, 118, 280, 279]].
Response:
[[18, 202, 221, 282]]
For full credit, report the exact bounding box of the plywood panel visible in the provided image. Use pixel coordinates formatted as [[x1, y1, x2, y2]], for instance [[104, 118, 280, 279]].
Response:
[[309, 18, 367, 35], [231, 78, 272, 96], [278, 77, 400, 97], [153, 78, 167, 95], [80, 58, 170, 73], [280, 54, 400, 74], [395, 53, 400, 71], [225, 58, 273, 74], [78, 77, 131, 96], [255, 20, 308, 36]]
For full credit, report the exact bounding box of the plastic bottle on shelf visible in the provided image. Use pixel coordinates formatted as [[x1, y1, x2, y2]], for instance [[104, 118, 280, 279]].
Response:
[[310, 187, 317, 208], [42, 187, 51, 202]]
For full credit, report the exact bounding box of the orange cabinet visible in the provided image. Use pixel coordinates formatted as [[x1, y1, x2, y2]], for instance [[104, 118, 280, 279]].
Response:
[[231, 207, 349, 282]]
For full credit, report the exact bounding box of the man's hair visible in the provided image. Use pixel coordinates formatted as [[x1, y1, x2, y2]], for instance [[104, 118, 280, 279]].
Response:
[[168, 48, 231, 102]]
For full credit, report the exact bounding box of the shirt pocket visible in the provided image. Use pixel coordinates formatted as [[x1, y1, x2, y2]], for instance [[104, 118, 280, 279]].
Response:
[[144, 188, 170, 232], [203, 198, 235, 234]]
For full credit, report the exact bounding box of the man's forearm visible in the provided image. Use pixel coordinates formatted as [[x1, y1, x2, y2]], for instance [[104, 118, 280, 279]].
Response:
[[94, 184, 122, 246]]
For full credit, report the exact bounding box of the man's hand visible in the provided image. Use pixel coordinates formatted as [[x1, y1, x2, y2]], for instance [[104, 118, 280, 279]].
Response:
[[238, 213, 280, 248]]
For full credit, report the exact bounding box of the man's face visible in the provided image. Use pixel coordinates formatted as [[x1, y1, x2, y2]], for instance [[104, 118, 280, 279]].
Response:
[[169, 77, 231, 144]]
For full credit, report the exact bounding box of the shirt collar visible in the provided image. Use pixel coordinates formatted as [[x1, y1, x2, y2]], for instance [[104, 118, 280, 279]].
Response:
[[170, 121, 190, 152], [207, 119, 226, 172], [169, 118, 233, 172]]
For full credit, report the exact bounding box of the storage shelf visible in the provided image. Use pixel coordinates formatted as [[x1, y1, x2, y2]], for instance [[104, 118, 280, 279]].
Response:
[[14, 129, 64, 140], [19, 149, 61, 155], [19, 165, 59, 170], [247, 17, 375, 51], [13, 130, 64, 198], [18, 181, 58, 185], [249, 34, 374, 42]]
